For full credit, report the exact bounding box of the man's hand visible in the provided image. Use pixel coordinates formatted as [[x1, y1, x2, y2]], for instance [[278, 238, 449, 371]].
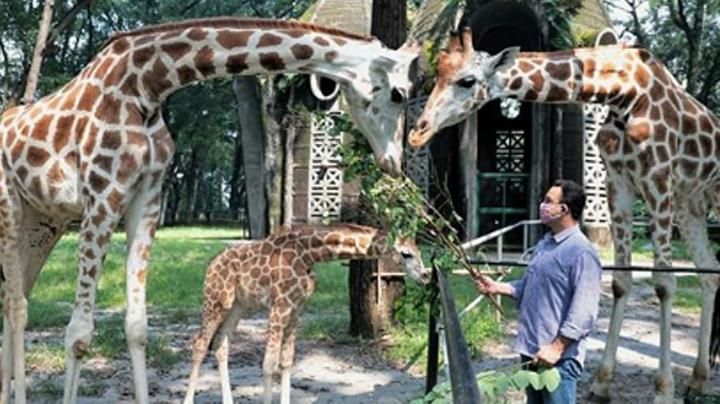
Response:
[[474, 275, 500, 295], [533, 337, 571, 367]]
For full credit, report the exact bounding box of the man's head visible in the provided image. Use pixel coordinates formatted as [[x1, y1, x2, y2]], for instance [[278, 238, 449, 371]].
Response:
[[540, 179, 586, 229]]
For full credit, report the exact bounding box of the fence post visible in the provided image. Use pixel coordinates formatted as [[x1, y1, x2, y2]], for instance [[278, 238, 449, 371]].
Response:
[[425, 266, 440, 393], [436, 264, 481, 403]]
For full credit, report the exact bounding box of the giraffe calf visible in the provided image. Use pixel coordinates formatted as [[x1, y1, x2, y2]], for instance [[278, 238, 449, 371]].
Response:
[[183, 223, 428, 404]]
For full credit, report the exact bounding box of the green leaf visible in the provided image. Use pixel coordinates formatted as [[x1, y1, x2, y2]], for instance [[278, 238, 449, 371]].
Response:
[[510, 370, 531, 390], [539, 368, 561, 392], [527, 371, 542, 390]]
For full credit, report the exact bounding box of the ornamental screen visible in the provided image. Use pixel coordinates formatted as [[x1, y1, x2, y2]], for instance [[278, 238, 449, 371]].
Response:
[[583, 103, 611, 226], [307, 111, 344, 222]]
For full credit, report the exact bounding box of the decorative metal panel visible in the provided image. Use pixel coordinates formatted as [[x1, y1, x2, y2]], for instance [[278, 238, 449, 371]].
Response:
[[495, 129, 526, 173], [583, 103, 611, 225], [308, 111, 344, 222], [404, 96, 431, 196]]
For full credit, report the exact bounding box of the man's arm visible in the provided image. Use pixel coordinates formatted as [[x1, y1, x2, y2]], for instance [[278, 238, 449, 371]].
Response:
[[475, 275, 525, 299], [558, 251, 603, 341]]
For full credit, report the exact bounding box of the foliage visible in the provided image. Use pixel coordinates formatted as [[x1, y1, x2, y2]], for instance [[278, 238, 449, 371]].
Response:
[[411, 363, 561, 403], [542, 0, 584, 49]]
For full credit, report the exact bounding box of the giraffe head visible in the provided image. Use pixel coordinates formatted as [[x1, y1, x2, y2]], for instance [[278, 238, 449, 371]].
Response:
[[408, 28, 519, 147], [340, 42, 422, 175], [387, 236, 430, 284]]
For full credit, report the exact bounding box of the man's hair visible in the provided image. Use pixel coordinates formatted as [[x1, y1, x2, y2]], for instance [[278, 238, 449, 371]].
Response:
[[553, 179, 586, 221]]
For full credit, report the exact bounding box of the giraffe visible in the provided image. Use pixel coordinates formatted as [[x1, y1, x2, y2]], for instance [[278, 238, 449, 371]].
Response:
[[182, 223, 429, 404], [407, 28, 720, 402], [0, 17, 420, 404]]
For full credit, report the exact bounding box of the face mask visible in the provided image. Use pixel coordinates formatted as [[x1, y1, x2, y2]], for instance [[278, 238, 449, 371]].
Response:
[[539, 202, 566, 224]]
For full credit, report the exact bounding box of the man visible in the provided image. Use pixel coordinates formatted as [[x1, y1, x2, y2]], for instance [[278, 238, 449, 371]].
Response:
[[476, 179, 603, 404]]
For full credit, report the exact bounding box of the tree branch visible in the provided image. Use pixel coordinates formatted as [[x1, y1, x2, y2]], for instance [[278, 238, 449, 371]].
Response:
[[47, 0, 95, 44]]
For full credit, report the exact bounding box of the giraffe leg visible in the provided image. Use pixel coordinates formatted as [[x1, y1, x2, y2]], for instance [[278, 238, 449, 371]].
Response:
[[647, 200, 676, 403], [213, 303, 243, 404], [679, 195, 720, 395], [63, 201, 123, 404], [184, 304, 229, 404], [123, 175, 165, 404], [0, 173, 27, 404], [1, 309, 12, 404], [263, 304, 288, 404], [279, 318, 299, 404], [591, 178, 635, 401]]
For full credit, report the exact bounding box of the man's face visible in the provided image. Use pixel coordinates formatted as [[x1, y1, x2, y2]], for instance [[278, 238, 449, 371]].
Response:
[[540, 186, 567, 224]]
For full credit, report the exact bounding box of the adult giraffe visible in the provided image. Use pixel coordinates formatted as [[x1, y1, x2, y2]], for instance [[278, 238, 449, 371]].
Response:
[[0, 17, 420, 404], [408, 28, 720, 402]]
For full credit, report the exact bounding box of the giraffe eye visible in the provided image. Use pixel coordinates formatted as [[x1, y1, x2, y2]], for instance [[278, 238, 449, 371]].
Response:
[[457, 76, 477, 89], [400, 251, 414, 260], [391, 87, 406, 103]]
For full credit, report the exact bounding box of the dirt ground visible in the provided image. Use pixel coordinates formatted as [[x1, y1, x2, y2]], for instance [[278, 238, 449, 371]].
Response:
[[21, 276, 720, 403]]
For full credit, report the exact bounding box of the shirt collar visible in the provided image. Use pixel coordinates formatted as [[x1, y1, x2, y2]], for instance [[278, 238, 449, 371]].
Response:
[[551, 224, 580, 244]]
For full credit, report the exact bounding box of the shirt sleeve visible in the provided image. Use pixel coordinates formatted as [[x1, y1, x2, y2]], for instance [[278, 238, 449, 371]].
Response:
[[509, 277, 526, 301], [559, 251, 603, 341]]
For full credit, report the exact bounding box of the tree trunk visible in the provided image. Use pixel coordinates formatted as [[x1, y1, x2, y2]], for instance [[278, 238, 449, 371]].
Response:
[[233, 76, 268, 239], [283, 112, 299, 226], [263, 77, 287, 231], [183, 151, 199, 223], [23, 0, 55, 104], [229, 131, 244, 219], [348, 0, 407, 338]]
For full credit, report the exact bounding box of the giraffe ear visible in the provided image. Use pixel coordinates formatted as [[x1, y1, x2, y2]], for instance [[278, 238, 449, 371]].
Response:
[[485, 46, 520, 75], [369, 55, 398, 74]]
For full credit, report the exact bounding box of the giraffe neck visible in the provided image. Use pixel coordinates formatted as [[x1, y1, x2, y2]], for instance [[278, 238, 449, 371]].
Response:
[[78, 18, 386, 111], [493, 47, 678, 111], [302, 224, 389, 264]]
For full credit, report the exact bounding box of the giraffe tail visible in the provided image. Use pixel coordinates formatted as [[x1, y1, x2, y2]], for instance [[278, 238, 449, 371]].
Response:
[[710, 287, 720, 369]]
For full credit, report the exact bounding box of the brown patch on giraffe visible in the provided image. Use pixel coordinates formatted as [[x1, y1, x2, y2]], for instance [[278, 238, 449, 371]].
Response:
[[104, 55, 129, 87], [194, 46, 216, 76], [662, 102, 679, 129], [324, 51, 338, 63], [528, 71, 544, 92], [84, 266, 97, 279], [77, 84, 101, 112], [111, 37, 130, 54], [313, 36, 330, 46], [176, 66, 197, 85], [701, 162, 715, 179], [258, 33, 284, 47], [84, 248, 96, 260], [518, 61, 534, 73], [627, 122, 650, 144], [649, 81, 665, 100], [226, 53, 249, 74], [27, 146, 51, 167], [250, 267, 261, 278], [161, 42, 192, 61], [682, 116, 698, 134], [650, 106, 661, 121], [290, 44, 313, 60], [682, 98, 698, 115], [100, 131, 122, 150], [126, 131, 146, 146], [92, 57, 114, 81], [133, 46, 155, 68], [652, 168, 669, 194], [10, 140, 24, 164], [679, 158, 699, 177], [332, 37, 347, 46], [668, 90, 681, 109], [509, 77, 522, 91], [92, 155, 113, 174], [700, 116, 713, 133], [547, 62, 571, 81], [626, 160, 637, 172], [29, 176, 43, 197], [654, 144, 669, 163], [96, 93, 122, 124], [107, 188, 124, 213], [260, 52, 286, 71], [633, 66, 651, 88], [142, 59, 173, 99], [54, 116, 74, 152], [216, 30, 253, 49], [64, 151, 78, 168], [88, 171, 110, 193], [699, 135, 713, 158], [547, 86, 569, 101], [117, 153, 139, 183], [120, 73, 139, 97], [186, 27, 207, 41], [525, 89, 539, 101], [682, 138, 699, 157], [30, 114, 53, 142]]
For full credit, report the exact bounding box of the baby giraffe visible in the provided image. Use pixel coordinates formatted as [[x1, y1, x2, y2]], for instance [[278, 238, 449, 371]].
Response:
[[183, 223, 429, 404]]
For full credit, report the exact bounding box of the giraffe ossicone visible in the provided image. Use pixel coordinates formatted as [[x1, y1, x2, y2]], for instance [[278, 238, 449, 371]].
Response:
[[411, 27, 720, 402], [183, 223, 429, 404], [0, 17, 420, 404]]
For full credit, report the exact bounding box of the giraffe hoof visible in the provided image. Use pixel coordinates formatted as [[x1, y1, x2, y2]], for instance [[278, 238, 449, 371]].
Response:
[[72, 340, 90, 358], [587, 391, 611, 403]]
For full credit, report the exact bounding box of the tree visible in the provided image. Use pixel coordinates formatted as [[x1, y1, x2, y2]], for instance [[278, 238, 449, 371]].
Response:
[[348, 0, 409, 339]]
